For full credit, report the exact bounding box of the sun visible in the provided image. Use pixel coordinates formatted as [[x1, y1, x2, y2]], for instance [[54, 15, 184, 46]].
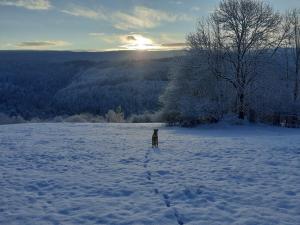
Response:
[[121, 34, 161, 51], [134, 36, 152, 50]]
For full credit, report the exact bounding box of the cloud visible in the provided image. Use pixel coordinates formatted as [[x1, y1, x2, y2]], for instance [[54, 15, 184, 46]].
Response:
[[126, 35, 137, 41], [89, 32, 117, 44], [15, 40, 71, 49], [88, 32, 105, 36], [160, 42, 187, 50], [0, 0, 51, 10], [161, 43, 186, 48], [113, 12, 151, 30], [171, 1, 183, 5], [113, 6, 191, 30], [62, 4, 191, 31], [61, 5, 107, 20], [191, 6, 201, 12]]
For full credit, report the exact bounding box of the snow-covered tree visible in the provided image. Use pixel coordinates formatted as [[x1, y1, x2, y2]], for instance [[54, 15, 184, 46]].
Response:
[[285, 9, 300, 102], [160, 53, 231, 125], [187, 0, 284, 119]]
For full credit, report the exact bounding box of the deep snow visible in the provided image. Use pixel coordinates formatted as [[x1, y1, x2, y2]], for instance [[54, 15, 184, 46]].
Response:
[[0, 123, 299, 225]]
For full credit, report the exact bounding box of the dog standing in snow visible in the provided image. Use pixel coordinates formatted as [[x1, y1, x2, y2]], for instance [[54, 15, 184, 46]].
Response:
[[152, 129, 158, 148]]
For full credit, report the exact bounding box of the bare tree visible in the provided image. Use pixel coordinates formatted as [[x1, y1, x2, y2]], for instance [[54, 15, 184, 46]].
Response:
[[285, 9, 300, 102], [188, 0, 284, 119]]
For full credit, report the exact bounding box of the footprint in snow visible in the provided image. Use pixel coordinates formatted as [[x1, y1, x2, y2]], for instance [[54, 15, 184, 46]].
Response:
[[146, 171, 151, 180], [174, 208, 184, 225], [163, 193, 171, 207]]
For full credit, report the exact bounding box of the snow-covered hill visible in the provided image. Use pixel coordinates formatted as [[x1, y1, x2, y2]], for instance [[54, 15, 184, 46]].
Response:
[[0, 123, 299, 225], [0, 51, 179, 119]]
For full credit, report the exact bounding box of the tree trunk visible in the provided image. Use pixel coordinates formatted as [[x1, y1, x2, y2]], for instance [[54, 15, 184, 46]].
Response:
[[294, 75, 299, 102], [238, 92, 245, 120], [294, 62, 299, 102]]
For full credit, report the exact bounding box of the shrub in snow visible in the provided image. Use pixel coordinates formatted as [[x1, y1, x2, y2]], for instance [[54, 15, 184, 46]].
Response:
[[51, 116, 66, 123], [128, 111, 164, 123], [0, 113, 26, 125], [64, 115, 87, 123], [29, 117, 43, 123], [221, 114, 248, 126], [105, 107, 125, 123], [129, 113, 152, 123]]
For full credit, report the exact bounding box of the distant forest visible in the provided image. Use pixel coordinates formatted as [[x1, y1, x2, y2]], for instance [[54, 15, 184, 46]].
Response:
[[0, 51, 180, 121]]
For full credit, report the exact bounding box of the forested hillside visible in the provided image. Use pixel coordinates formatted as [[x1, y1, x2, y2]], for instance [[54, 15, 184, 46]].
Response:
[[0, 51, 181, 120]]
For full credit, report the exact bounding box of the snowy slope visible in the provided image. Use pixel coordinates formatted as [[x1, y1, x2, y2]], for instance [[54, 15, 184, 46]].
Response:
[[0, 123, 299, 225]]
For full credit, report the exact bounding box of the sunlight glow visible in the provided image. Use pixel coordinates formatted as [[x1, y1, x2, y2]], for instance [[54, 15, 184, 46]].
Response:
[[120, 34, 161, 50], [135, 36, 152, 50]]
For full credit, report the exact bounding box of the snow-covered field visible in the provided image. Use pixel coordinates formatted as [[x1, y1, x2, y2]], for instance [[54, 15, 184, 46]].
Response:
[[0, 123, 300, 225]]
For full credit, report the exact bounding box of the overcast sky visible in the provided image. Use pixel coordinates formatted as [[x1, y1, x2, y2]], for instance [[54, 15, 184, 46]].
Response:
[[0, 0, 299, 51]]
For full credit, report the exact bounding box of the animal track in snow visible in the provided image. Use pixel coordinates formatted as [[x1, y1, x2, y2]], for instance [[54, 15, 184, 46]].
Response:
[[163, 193, 171, 207], [142, 147, 185, 225], [174, 208, 184, 225], [146, 171, 152, 180]]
